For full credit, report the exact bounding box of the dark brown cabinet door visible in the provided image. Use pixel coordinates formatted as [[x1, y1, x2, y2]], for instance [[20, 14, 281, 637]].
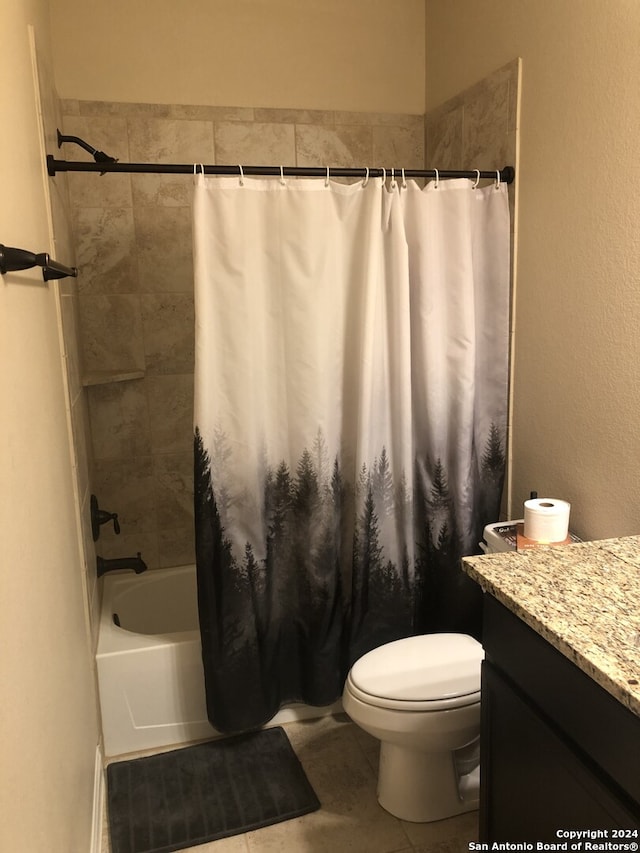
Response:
[[480, 660, 639, 840]]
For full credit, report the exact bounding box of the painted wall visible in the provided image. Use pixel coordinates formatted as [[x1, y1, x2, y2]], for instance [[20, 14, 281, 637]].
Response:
[[49, 0, 425, 114], [426, 0, 640, 539], [0, 1, 100, 851]]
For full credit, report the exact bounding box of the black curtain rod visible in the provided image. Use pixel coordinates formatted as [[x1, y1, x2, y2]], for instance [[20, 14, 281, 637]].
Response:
[[46, 156, 515, 184], [49, 131, 515, 183]]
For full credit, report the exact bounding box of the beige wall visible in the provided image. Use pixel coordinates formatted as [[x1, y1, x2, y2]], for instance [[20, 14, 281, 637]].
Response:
[[426, 0, 640, 540], [0, 2, 100, 851], [49, 0, 426, 114]]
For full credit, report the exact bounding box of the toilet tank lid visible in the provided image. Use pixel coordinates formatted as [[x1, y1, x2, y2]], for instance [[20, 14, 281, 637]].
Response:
[[350, 633, 484, 703]]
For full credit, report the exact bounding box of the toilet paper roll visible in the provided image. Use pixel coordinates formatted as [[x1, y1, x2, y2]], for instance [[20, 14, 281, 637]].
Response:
[[523, 498, 571, 542]]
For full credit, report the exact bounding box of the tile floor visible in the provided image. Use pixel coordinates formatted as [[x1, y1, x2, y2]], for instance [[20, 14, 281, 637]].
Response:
[[102, 714, 478, 853]]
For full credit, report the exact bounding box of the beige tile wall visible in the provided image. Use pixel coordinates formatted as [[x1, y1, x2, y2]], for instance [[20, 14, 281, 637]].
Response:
[[62, 66, 517, 570], [425, 59, 520, 518], [425, 59, 518, 175], [62, 100, 425, 569]]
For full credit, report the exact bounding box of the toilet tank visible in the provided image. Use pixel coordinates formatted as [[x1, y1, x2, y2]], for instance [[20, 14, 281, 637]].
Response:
[[480, 520, 581, 554]]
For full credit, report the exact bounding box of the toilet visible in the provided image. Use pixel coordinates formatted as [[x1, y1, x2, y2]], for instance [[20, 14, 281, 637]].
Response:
[[342, 632, 484, 823]]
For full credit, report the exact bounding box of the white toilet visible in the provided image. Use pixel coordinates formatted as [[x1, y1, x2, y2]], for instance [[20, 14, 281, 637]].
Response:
[[342, 632, 484, 823]]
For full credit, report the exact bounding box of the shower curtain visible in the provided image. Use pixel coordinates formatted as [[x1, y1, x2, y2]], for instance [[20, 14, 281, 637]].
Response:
[[193, 173, 510, 733]]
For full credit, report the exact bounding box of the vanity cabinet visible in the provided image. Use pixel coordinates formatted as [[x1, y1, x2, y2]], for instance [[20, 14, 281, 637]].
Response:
[[480, 595, 640, 840]]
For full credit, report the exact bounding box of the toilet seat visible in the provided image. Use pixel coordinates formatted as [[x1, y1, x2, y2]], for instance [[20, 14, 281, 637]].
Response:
[[347, 633, 484, 712]]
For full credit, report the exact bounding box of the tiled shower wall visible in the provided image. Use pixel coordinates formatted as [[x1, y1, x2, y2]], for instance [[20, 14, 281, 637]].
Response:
[[63, 58, 517, 570], [425, 58, 520, 519], [63, 102, 425, 569], [425, 59, 519, 226]]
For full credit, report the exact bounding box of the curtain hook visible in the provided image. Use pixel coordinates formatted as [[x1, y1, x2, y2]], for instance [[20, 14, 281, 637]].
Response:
[[381, 168, 386, 187], [362, 167, 370, 187], [390, 168, 397, 191], [280, 165, 286, 186], [495, 170, 501, 190], [401, 168, 407, 190], [433, 168, 439, 189], [238, 165, 244, 187], [325, 166, 330, 188], [472, 170, 481, 189]]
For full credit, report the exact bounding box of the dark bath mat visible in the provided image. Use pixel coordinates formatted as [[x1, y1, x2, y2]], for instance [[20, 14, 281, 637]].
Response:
[[106, 726, 320, 853]]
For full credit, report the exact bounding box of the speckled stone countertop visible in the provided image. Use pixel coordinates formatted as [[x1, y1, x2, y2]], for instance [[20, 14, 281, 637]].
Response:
[[462, 537, 640, 718]]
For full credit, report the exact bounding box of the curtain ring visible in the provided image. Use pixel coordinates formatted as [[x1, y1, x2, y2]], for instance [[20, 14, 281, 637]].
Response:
[[390, 168, 397, 191], [401, 168, 407, 189], [280, 166, 286, 186], [495, 170, 501, 190], [380, 168, 386, 186], [362, 167, 370, 187], [433, 168, 439, 188], [238, 165, 244, 187], [472, 170, 481, 189], [325, 166, 330, 187]]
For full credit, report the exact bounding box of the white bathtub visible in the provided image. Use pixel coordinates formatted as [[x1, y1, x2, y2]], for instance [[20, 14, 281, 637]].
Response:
[[96, 564, 341, 757]]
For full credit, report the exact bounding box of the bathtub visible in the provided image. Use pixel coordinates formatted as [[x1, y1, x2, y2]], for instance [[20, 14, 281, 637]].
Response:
[[96, 564, 341, 757]]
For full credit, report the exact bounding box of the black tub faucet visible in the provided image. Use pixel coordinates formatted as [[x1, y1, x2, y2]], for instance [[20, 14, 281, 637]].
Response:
[[96, 553, 147, 577]]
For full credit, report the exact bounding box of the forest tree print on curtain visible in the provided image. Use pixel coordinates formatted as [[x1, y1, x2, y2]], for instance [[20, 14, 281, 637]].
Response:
[[193, 174, 510, 733]]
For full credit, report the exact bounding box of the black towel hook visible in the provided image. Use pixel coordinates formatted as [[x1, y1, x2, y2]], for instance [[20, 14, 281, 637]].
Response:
[[0, 244, 78, 282]]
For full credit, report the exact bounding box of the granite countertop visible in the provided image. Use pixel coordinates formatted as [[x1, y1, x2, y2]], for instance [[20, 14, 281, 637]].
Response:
[[462, 536, 640, 717]]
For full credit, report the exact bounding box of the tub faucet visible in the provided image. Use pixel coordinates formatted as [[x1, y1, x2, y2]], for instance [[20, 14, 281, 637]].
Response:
[[97, 553, 147, 578]]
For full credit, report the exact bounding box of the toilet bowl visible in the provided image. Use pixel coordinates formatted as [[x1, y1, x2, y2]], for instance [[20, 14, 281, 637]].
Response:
[[343, 632, 484, 823]]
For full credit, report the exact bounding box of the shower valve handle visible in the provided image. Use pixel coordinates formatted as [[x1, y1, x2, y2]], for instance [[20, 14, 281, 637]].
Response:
[[102, 512, 120, 535], [90, 494, 121, 541]]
